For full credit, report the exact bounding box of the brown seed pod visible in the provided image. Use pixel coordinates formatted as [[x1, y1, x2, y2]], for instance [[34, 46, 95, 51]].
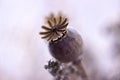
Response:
[[40, 13, 83, 63]]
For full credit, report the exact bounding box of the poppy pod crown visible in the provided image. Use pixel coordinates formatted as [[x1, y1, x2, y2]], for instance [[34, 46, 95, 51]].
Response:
[[40, 13, 68, 42]]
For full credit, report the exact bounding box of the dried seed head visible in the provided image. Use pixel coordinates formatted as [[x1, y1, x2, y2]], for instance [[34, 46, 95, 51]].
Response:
[[40, 13, 68, 42], [40, 13, 83, 63]]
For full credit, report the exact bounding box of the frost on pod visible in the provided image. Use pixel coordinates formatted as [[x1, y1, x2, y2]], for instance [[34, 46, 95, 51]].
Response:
[[40, 13, 83, 63], [39, 13, 88, 80]]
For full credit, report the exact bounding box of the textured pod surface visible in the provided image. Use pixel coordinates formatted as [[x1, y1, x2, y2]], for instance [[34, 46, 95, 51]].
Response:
[[49, 29, 83, 63]]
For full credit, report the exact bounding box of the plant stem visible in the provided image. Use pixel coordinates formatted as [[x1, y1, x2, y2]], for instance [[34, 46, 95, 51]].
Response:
[[73, 59, 88, 80]]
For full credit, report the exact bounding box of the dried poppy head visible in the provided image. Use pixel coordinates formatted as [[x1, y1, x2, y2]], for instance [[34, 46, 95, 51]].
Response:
[[40, 13, 68, 42], [40, 13, 83, 63]]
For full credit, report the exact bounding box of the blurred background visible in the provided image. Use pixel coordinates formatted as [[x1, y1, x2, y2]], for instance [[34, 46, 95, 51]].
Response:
[[0, 0, 120, 80]]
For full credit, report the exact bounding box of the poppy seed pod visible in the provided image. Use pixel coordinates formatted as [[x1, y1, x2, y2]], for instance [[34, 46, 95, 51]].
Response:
[[40, 13, 83, 63], [49, 29, 83, 63]]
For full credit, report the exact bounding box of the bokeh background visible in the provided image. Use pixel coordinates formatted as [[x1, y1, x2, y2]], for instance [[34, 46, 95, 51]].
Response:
[[0, 0, 120, 80]]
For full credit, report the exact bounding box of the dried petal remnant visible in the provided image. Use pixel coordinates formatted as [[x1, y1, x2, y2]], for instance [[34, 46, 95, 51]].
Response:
[[40, 13, 68, 42]]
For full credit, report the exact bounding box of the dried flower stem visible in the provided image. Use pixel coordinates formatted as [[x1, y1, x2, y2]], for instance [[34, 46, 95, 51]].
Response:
[[73, 59, 88, 80]]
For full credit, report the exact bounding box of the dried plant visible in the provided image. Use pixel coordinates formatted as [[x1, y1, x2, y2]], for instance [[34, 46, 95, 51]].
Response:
[[39, 13, 88, 80], [45, 59, 87, 80]]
